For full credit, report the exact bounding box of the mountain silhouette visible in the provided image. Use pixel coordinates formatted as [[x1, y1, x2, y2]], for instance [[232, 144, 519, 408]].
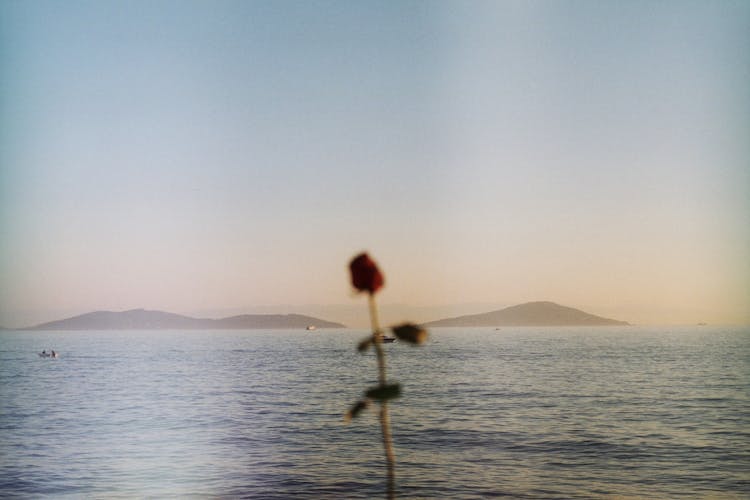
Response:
[[423, 301, 629, 327], [27, 309, 345, 330]]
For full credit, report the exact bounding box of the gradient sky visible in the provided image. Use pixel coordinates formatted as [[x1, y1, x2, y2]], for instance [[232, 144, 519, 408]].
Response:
[[1, 1, 748, 327]]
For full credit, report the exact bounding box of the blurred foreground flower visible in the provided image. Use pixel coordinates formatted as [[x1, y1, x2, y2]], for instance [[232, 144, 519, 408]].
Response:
[[345, 252, 427, 499], [349, 252, 384, 294]]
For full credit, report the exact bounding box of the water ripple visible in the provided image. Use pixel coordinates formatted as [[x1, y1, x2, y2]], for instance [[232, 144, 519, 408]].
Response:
[[1, 327, 748, 498]]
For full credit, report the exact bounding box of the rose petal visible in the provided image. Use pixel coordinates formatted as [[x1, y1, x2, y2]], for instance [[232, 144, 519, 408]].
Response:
[[349, 253, 384, 294]]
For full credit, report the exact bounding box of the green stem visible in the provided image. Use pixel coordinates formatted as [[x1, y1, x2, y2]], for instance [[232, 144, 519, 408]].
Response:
[[380, 403, 395, 499], [368, 293, 386, 384], [368, 293, 395, 499]]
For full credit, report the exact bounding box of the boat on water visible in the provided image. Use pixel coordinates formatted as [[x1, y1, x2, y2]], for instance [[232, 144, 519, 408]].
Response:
[[382, 337, 396, 343], [39, 350, 59, 358], [306, 325, 317, 331]]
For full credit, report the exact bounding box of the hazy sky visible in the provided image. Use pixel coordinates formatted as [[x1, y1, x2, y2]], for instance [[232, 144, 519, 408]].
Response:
[[1, 1, 748, 327]]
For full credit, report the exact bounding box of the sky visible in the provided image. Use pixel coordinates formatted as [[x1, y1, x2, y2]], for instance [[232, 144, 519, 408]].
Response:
[[1, 1, 748, 328]]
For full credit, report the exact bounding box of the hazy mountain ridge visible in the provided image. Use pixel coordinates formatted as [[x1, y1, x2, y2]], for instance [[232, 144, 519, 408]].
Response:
[[423, 301, 629, 327], [21, 302, 628, 330], [27, 309, 345, 330]]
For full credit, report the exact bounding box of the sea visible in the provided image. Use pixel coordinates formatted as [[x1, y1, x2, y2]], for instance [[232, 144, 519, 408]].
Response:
[[0, 326, 748, 499]]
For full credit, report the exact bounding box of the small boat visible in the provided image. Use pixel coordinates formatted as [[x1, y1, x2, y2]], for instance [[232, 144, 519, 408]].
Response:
[[39, 351, 59, 358], [306, 325, 317, 331], [382, 337, 396, 343]]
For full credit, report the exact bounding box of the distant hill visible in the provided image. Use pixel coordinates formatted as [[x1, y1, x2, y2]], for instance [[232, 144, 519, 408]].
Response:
[[423, 301, 629, 327], [27, 309, 345, 330]]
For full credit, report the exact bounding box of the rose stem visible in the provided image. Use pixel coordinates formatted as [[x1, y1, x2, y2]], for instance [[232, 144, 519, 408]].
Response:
[[368, 292, 395, 499]]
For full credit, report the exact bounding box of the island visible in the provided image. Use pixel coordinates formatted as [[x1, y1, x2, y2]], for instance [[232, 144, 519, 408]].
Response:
[[25, 309, 346, 330], [423, 301, 629, 327]]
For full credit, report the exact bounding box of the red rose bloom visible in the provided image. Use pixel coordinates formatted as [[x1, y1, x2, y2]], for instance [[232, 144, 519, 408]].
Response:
[[349, 253, 384, 294]]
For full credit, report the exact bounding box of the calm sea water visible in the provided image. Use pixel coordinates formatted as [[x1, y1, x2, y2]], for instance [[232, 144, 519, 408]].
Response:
[[1, 327, 748, 499]]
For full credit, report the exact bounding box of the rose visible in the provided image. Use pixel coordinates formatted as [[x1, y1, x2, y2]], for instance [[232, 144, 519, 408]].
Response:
[[349, 253, 384, 294]]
